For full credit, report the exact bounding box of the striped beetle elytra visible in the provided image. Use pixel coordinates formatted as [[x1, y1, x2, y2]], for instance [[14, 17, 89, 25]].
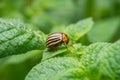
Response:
[[46, 32, 69, 48]]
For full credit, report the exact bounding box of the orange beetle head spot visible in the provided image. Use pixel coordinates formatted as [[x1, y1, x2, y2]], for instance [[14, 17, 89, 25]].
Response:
[[62, 33, 69, 44]]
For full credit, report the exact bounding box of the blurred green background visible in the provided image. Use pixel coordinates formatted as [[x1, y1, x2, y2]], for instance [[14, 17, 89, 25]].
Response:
[[0, 0, 120, 80]]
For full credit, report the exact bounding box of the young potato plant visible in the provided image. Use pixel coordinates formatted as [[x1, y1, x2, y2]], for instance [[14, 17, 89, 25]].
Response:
[[0, 18, 120, 80]]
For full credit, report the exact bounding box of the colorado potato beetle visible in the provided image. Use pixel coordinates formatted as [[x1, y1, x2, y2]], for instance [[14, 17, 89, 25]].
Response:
[[46, 32, 69, 48]]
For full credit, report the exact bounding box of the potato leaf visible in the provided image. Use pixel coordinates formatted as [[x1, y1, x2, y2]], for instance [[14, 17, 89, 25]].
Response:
[[80, 42, 111, 80], [80, 42, 110, 67], [80, 40, 120, 79], [42, 47, 67, 61], [25, 57, 84, 80], [97, 40, 120, 79], [0, 18, 45, 58], [65, 18, 94, 43], [42, 43, 86, 61]]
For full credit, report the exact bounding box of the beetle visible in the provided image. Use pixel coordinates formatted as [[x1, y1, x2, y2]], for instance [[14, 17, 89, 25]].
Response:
[[46, 32, 69, 49]]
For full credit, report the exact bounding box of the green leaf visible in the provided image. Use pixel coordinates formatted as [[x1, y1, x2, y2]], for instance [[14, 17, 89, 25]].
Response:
[[0, 18, 45, 58], [42, 43, 86, 61], [25, 57, 84, 80], [80, 42, 111, 79], [88, 17, 120, 42], [64, 43, 86, 58], [80, 40, 120, 79], [65, 18, 94, 43], [80, 42, 110, 67], [97, 40, 120, 79], [42, 47, 67, 61]]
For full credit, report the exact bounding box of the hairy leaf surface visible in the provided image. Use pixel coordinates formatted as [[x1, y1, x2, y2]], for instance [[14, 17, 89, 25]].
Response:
[[80, 40, 120, 79], [98, 40, 120, 79], [42, 47, 67, 61], [0, 18, 45, 58], [65, 18, 94, 43], [25, 57, 84, 80]]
